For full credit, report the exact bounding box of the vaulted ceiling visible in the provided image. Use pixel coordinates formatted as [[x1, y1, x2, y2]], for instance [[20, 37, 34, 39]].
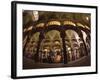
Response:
[[23, 10, 91, 29]]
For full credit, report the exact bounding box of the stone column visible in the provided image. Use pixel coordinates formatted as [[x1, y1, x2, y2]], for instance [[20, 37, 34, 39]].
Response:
[[60, 30, 68, 64]]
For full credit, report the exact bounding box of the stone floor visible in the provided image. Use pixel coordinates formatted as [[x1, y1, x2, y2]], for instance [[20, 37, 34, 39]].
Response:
[[23, 55, 90, 69]]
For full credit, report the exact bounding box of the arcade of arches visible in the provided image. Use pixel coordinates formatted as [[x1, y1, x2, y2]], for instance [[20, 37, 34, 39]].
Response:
[[23, 11, 91, 69]]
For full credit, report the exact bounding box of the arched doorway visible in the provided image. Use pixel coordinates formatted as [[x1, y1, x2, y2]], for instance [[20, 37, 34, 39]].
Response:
[[81, 30, 91, 55], [24, 32, 40, 60], [65, 30, 87, 62], [39, 30, 63, 63]]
